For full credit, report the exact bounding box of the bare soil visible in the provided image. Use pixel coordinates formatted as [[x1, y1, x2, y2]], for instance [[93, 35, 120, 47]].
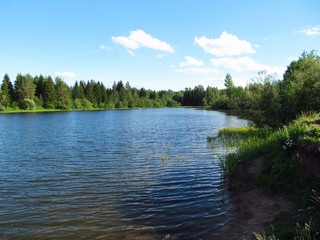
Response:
[[219, 157, 296, 239]]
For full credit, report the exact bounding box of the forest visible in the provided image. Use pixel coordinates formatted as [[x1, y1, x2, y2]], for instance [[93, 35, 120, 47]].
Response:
[[1, 51, 319, 128]]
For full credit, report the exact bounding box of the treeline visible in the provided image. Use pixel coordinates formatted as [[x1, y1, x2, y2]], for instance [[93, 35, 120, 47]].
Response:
[[0, 75, 181, 111], [1, 51, 319, 128], [183, 51, 320, 128]]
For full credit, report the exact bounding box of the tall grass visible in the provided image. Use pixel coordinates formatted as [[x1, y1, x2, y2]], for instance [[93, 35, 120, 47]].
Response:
[[213, 112, 320, 239], [211, 126, 275, 180]]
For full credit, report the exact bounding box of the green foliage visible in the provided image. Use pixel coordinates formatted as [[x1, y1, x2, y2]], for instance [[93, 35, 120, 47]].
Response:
[[209, 52, 320, 128], [1, 74, 14, 107], [20, 98, 36, 110], [0, 74, 183, 112], [14, 74, 36, 108], [253, 229, 277, 240], [42, 76, 56, 108], [279, 51, 320, 125], [211, 126, 274, 180], [2, 51, 319, 116], [224, 73, 235, 98], [182, 85, 205, 106], [55, 77, 71, 109], [219, 113, 320, 194], [74, 98, 93, 110], [294, 220, 319, 240], [214, 113, 320, 239]]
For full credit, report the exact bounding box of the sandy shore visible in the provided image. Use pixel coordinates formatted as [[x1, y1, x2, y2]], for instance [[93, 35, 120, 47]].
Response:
[[218, 157, 296, 239]]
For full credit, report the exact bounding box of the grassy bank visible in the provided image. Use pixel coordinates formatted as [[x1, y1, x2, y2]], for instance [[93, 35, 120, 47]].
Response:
[[211, 113, 320, 239], [0, 108, 68, 114], [0, 106, 163, 114]]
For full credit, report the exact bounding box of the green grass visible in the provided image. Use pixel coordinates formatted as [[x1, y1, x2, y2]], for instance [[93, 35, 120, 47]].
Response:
[[213, 112, 320, 239], [0, 107, 133, 114], [0, 108, 66, 114]]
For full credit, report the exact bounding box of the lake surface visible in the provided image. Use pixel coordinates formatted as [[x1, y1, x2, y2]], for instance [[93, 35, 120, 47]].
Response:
[[0, 108, 247, 240]]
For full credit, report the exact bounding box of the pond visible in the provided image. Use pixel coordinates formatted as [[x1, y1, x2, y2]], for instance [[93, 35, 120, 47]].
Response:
[[0, 108, 247, 239]]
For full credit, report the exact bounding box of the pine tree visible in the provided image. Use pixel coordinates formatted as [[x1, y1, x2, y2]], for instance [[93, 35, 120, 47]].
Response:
[[1, 74, 15, 107]]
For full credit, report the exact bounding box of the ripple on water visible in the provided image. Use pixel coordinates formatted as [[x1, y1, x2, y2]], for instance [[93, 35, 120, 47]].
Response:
[[0, 108, 247, 239]]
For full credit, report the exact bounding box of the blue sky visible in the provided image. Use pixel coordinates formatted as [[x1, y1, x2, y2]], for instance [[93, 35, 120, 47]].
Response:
[[0, 0, 319, 90]]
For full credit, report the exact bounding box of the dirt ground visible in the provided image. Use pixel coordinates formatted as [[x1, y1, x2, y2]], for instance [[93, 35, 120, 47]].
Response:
[[218, 157, 296, 240]]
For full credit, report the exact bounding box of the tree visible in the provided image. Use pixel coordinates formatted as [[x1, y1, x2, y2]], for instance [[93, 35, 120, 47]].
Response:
[[139, 87, 147, 98], [224, 73, 234, 98], [55, 77, 71, 109], [42, 76, 56, 108], [72, 81, 85, 100], [279, 51, 320, 124], [93, 82, 102, 106], [125, 81, 131, 91], [1, 74, 15, 107], [100, 82, 107, 104], [84, 80, 96, 104], [0, 89, 4, 110], [204, 86, 220, 106], [14, 74, 36, 103], [193, 85, 205, 106]]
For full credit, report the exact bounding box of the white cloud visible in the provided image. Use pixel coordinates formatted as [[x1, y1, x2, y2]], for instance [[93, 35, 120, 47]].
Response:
[[210, 57, 285, 75], [54, 71, 76, 78], [295, 26, 320, 36], [157, 54, 167, 58], [99, 45, 112, 51], [112, 29, 174, 53], [194, 31, 255, 56], [175, 67, 219, 74], [112, 36, 139, 50], [179, 56, 204, 67]]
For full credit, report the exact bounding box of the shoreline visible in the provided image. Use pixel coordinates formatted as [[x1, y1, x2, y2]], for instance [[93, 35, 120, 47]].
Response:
[[0, 106, 208, 114], [219, 157, 296, 239]]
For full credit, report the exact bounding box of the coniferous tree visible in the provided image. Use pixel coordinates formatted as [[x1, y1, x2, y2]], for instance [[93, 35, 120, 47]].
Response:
[[100, 82, 107, 104], [224, 73, 234, 98], [72, 81, 85, 100], [14, 74, 36, 109], [1, 74, 15, 107], [14, 74, 36, 101], [55, 77, 71, 109], [42, 76, 56, 108]]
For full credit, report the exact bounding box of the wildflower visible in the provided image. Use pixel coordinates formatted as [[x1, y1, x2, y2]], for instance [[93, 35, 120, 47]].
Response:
[[282, 139, 295, 153]]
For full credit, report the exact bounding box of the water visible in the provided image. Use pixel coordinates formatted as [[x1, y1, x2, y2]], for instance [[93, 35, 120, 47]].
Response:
[[0, 108, 247, 240]]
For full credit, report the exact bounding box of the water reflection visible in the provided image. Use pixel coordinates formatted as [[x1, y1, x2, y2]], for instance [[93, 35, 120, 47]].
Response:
[[0, 108, 247, 239]]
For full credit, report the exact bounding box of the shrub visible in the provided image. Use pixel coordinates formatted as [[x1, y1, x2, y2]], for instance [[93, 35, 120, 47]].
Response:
[[20, 98, 36, 110]]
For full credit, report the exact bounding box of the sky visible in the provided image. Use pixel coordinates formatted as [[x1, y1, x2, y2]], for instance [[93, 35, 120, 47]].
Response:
[[0, 0, 319, 90]]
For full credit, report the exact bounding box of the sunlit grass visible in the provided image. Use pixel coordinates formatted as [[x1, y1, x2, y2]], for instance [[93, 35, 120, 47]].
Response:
[[218, 126, 259, 137], [0, 108, 66, 114], [213, 112, 320, 239]]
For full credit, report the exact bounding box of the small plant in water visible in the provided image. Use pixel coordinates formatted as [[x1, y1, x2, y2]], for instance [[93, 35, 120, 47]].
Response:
[[161, 155, 168, 161]]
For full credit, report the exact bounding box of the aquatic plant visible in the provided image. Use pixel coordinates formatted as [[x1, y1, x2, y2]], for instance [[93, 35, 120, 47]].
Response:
[[161, 156, 168, 161]]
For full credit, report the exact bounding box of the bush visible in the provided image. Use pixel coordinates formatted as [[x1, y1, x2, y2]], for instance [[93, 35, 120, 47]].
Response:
[[20, 98, 36, 110], [74, 98, 93, 110]]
